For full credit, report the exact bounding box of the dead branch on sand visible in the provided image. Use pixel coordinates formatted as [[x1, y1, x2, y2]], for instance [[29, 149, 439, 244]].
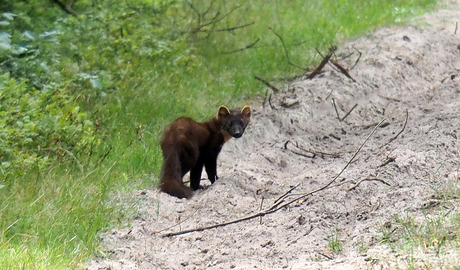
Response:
[[347, 177, 391, 192], [331, 59, 357, 82], [332, 98, 358, 122], [350, 47, 362, 71], [284, 140, 342, 158], [306, 46, 337, 79], [379, 109, 408, 149], [162, 119, 386, 237]]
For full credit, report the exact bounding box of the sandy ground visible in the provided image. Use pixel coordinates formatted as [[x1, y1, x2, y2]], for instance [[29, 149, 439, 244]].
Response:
[[87, 1, 460, 269]]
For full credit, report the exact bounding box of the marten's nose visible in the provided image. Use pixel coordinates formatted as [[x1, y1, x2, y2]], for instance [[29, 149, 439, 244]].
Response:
[[233, 131, 242, 138]]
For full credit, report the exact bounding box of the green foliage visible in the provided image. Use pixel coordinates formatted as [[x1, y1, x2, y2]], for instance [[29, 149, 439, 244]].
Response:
[[0, 73, 99, 179]]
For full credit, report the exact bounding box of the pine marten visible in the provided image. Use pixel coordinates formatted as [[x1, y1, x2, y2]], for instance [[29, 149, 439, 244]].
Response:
[[159, 106, 251, 199]]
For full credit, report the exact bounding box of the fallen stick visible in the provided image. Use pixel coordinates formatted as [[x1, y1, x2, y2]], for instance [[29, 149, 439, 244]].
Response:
[[332, 99, 358, 122], [340, 104, 358, 122], [273, 183, 301, 205], [380, 109, 409, 149], [284, 140, 342, 158], [254, 76, 279, 92], [162, 119, 385, 237], [332, 98, 341, 121], [306, 46, 337, 79], [347, 177, 391, 191], [350, 47, 362, 70], [331, 59, 357, 82]]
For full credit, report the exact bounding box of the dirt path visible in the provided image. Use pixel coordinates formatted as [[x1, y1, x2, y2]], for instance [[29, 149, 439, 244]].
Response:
[[88, 1, 459, 269]]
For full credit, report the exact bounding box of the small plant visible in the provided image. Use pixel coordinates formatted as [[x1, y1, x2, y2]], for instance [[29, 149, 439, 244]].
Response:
[[328, 230, 343, 254]]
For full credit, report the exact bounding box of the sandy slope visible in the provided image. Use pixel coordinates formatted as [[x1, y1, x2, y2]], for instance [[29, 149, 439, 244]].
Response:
[[88, 1, 460, 269]]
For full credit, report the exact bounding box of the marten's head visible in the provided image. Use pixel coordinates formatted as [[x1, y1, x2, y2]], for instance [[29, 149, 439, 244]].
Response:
[[217, 106, 251, 139]]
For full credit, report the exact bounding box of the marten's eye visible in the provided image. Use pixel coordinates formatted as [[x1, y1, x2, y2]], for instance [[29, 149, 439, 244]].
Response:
[[227, 122, 233, 128]]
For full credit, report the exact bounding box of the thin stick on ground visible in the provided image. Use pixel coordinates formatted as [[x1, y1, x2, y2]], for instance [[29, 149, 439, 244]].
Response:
[[347, 177, 391, 192], [350, 47, 362, 70], [332, 98, 341, 121], [254, 76, 280, 92], [162, 119, 386, 237], [380, 109, 408, 149], [331, 59, 357, 82], [273, 183, 301, 205], [259, 197, 264, 224], [340, 104, 358, 122], [284, 140, 342, 158], [306, 46, 337, 79]]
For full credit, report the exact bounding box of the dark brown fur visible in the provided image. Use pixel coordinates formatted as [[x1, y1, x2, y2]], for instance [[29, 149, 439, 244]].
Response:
[[159, 106, 251, 199]]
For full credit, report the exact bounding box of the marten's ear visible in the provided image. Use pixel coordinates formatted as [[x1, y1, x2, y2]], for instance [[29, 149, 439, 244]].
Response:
[[241, 106, 251, 119], [217, 106, 231, 119]]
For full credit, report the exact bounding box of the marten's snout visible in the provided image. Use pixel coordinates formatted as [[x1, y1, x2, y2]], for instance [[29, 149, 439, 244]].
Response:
[[228, 124, 244, 138], [229, 125, 243, 138], [232, 130, 243, 138]]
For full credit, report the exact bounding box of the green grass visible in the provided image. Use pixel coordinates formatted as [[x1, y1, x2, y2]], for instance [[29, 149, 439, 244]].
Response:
[[375, 210, 460, 269], [0, 0, 442, 268], [328, 230, 343, 254], [375, 162, 460, 269]]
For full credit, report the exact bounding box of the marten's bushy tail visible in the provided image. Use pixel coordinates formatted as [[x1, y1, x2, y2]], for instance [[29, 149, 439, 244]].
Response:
[[159, 148, 193, 199], [160, 178, 193, 199]]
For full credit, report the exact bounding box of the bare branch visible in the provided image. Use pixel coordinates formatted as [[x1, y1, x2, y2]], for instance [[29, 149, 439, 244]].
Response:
[[254, 76, 280, 92], [306, 46, 337, 79], [215, 22, 255, 32], [224, 38, 260, 54], [269, 27, 306, 70], [380, 109, 409, 149], [340, 104, 358, 122], [284, 140, 342, 158], [350, 46, 362, 70], [331, 59, 357, 82], [347, 177, 391, 191]]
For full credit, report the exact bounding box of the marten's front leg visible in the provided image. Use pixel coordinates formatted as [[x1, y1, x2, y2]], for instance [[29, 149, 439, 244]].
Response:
[[204, 156, 219, 184]]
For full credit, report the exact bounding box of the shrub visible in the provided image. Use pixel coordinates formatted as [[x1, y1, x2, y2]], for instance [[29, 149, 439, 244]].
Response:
[[0, 73, 100, 180]]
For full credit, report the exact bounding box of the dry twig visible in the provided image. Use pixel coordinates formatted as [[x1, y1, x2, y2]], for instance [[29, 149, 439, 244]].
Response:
[[254, 76, 279, 92], [306, 46, 337, 79], [347, 177, 391, 191], [380, 109, 409, 149], [284, 141, 342, 158], [224, 38, 260, 54], [269, 27, 306, 70], [331, 60, 357, 82], [340, 104, 358, 122], [350, 47, 362, 70], [332, 99, 358, 122]]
